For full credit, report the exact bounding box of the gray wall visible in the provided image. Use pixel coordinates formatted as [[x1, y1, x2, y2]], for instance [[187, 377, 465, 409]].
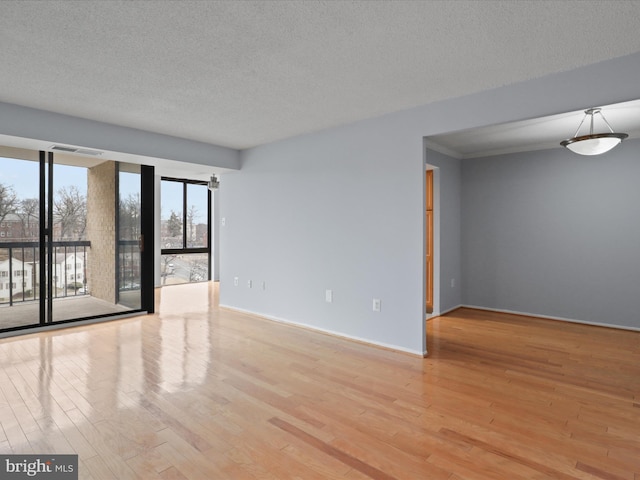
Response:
[[0, 101, 240, 170], [220, 121, 426, 354], [462, 141, 640, 329], [220, 52, 640, 354], [212, 189, 220, 281]]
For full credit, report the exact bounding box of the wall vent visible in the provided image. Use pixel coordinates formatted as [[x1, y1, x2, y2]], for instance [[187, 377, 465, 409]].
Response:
[[51, 145, 76, 152], [51, 145, 103, 156]]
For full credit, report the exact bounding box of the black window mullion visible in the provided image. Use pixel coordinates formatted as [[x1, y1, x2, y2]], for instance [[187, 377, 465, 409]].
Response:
[[207, 187, 211, 281], [182, 182, 188, 249], [39, 151, 46, 324], [47, 152, 53, 321], [140, 165, 155, 313]]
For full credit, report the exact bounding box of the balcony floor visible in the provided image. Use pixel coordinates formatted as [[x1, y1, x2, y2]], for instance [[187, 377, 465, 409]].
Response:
[[0, 294, 132, 330]]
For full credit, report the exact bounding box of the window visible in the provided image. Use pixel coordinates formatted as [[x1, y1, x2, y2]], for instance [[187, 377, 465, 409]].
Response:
[[0, 272, 6, 277], [14, 271, 21, 277], [160, 178, 211, 285]]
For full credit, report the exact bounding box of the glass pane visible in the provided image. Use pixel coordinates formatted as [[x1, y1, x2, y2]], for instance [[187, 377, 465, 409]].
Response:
[[161, 180, 184, 248], [186, 183, 208, 248], [160, 179, 210, 288], [50, 163, 92, 321], [0, 153, 148, 333], [50, 160, 141, 322], [0, 155, 40, 329], [161, 253, 208, 285], [118, 167, 141, 309]]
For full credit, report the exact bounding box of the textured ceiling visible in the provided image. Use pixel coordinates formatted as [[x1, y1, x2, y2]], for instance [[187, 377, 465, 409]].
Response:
[[2, 0, 640, 150], [427, 99, 640, 159]]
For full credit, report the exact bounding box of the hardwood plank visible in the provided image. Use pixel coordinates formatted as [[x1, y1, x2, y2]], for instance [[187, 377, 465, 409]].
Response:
[[158, 466, 189, 480], [0, 403, 30, 451], [282, 442, 351, 479], [136, 396, 216, 453], [575, 461, 631, 480], [64, 408, 140, 480], [83, 455, 118, 480], [297, 399, 454, 479], [150, 437, 261, 480], [439, 428, 584, 480], [222, 374, 325, 430], [607, 446, 640, 472], [269, 416, 397, 480]]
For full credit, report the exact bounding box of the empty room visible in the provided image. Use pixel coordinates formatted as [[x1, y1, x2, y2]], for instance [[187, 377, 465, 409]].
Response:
[[1, 1, 639, 479]]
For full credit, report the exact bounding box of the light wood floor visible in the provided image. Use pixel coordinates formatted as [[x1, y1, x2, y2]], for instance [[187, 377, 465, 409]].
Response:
[[0, 295, 130, 330], [0, 282, 639, 479]]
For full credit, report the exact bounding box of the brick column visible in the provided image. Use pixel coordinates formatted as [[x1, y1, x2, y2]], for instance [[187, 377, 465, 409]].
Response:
[[86, 161, 116, 303]]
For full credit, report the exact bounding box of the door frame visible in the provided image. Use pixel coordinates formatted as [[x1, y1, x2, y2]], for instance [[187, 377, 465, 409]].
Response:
[[425, 169, 434, 313]]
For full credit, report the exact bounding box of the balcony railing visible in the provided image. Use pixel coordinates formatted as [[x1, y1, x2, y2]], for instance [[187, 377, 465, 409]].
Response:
[[0, 241, 91, 306], [118, 240, 141, 290]]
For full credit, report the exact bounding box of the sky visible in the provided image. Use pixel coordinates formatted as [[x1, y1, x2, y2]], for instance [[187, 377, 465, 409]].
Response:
[[0, 156, 206, 223]]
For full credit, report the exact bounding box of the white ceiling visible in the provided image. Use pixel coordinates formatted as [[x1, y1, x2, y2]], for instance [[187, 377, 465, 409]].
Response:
[[2, 0, 640, 154], [427, 99, 640, 159]]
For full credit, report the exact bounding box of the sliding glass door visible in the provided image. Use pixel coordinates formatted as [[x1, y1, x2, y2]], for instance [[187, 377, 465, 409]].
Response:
[[0, 146, 153, 333], [0, 151, 41, 329]]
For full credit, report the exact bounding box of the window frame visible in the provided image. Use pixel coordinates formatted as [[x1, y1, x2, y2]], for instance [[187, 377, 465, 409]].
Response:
[[160, 177, 212, 281]]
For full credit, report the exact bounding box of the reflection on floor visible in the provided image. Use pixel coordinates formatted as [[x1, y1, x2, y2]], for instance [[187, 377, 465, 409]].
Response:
[[0, 295, 131, 330]]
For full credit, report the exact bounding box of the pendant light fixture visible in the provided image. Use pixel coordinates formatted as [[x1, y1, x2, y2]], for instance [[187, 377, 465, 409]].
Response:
[[561, 108, 628, 155], [207, 174, 219, 191]]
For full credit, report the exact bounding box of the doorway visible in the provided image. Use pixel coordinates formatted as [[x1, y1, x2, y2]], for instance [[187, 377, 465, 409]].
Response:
[[425, 169, 434, 314], [0, 147, 154, 333]]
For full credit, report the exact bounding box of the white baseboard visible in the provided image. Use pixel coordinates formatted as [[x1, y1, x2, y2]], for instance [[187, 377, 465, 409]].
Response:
[[461, 304, 640, 332], [219, 304, 427, 357], [439, 304, 464, 316], [426, 304, 463, 320]]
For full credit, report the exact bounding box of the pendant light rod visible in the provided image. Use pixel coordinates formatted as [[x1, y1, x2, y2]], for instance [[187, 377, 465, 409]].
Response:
[[571, 112, 589, 138]]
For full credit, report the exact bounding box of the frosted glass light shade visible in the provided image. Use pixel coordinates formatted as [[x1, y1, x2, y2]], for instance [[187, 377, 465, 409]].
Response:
[[561, 133, 628, 156]]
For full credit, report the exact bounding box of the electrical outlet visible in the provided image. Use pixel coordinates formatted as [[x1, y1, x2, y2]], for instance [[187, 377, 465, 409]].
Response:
[[233, 277, 239, 286], [247, 280, 252, 288], [451, 278, 456, 288], [325, 289, 332, 303], [373, 298, 381, 312], [221, 217, 226, 226]]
